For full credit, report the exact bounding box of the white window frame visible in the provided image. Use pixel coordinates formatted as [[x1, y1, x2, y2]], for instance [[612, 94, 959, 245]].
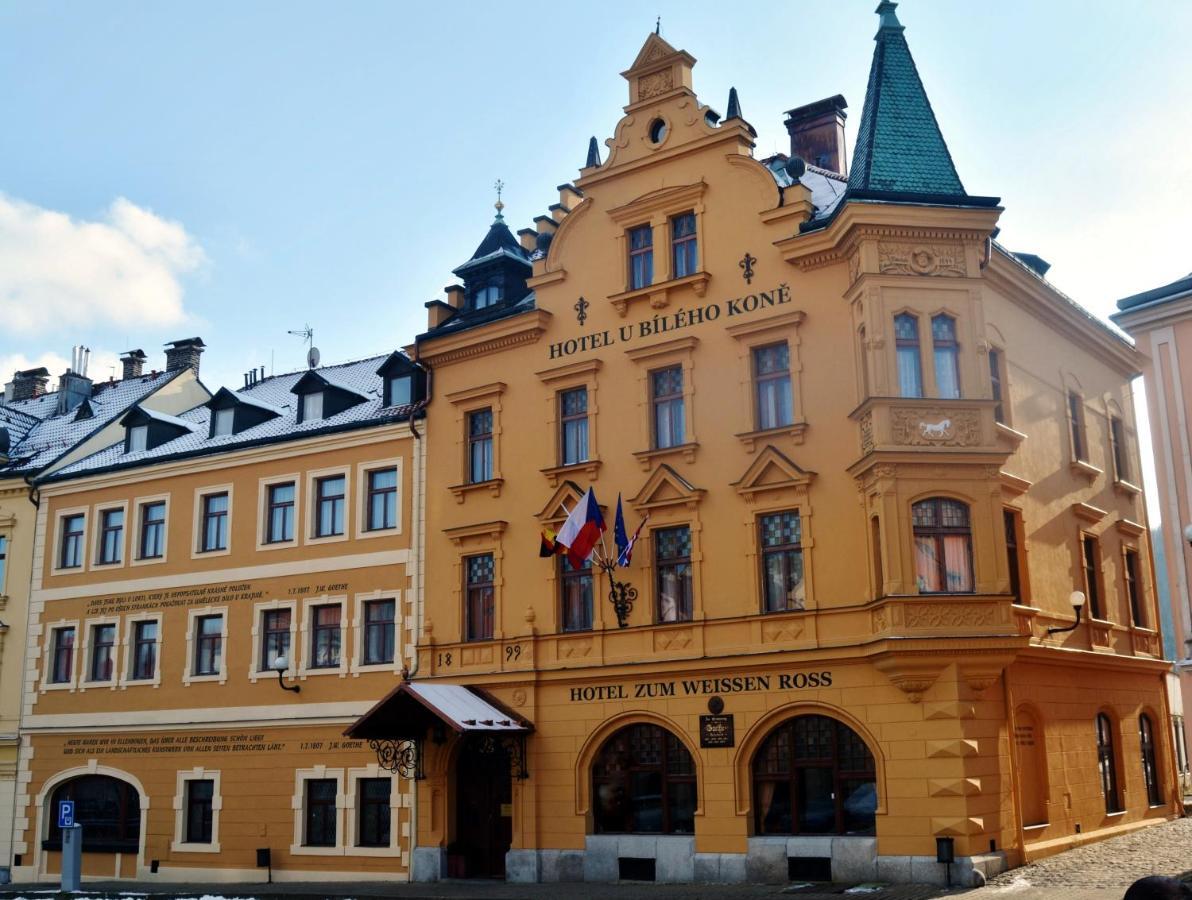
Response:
[[298, 595, 349, 679], [91, 501, 129, 570], [356, 458, 403, 540], [301, 391, 324, 422], [131, 493, 171, 567], [257, 473, 302, 551], [350, 590, 403, 676], [212, 407, 235, 437], [41, 618, 81, 692], [192, 484, 234, 559], [0, 527, 10, 598], [306, 465, 351, 545], [171, 767, 222, 853], [345, 766, 402, 857], [291, 766, 346, 856], [79, 616, 121, 690], [50, 506, 90, 576], [127, 423, 148, 452], [248, 599, 298, 683], [183, 606, 229, 686], [120, 613, 163, 688]]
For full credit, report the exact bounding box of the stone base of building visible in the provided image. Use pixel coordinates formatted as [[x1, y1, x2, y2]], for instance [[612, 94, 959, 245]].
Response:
[[491, 838, 1008, 887]]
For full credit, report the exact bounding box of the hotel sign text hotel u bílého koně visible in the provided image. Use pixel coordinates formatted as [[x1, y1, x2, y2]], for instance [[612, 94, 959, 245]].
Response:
[[548, 283, 793, 360]]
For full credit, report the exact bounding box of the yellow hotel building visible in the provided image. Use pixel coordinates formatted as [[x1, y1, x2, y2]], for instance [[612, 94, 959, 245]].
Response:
[[354, 4, 1178, 889], [11, 349, 426, 883]]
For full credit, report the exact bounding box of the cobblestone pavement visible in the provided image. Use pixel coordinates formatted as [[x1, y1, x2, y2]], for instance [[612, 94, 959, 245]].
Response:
[[954, 815, 1192, 900]]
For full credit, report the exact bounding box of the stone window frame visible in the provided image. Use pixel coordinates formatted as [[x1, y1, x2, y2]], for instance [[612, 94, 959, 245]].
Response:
[[1102, 395, 1142, 497], [191, 483, 234, 559], [247, 599, 298, 683], [606, 181, 710, 316], [183, 605, 229, 686], [726, 309, 808, 452], [445, 382, 506, 502], [1115, 523, 1151, 633], [78, 615, 121, 691], [290, 766, 346, 856], [627, 336, 699, 469], [40, 617, 81, 692], [171, 767, 222, 853], [256, 472, 303, 552], [130, 493, 171, 568], [343, 766, 403, 858], [1061, 373, 1102, 480], [119, 612, 163, 689], [349, 589, 404, 677], [306, 465, 352, 546], [444, 521, 507, 644], [1095, 709, 1125, 816], [50, 505, 90, 576], [0, 519, 10, 601], [1078, 530, 1108, 623], [1002, 504, 1032, 606], [355, 457, 404, 541], [90, 500, 129, 571], [298, 594, 349, 679], [536, 359, 603, 487], [746, 488, 816, 616]]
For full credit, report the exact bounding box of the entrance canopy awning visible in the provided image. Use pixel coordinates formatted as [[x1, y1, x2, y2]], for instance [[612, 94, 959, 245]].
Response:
[[345, 681, 533, 741]]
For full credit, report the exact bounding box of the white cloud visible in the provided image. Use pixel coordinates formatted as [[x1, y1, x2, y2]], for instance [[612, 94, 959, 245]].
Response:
[[0, 348, 123, 392], [0, 193, 206, 337]]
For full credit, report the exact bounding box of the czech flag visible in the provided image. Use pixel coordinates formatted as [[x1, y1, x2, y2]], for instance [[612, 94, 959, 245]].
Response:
[[557, 488, 605, 569]]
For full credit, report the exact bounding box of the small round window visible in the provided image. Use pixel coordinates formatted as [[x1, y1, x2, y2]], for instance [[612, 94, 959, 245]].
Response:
[[648, 118, 668, 144]]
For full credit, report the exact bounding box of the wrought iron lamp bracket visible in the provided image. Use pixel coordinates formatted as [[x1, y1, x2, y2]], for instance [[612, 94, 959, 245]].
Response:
[[599, 558, 637, 628], [369, 738, 424, 780]]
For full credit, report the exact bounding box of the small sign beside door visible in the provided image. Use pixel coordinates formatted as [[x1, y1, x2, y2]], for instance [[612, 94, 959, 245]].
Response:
[[699, 714, 735, 748]]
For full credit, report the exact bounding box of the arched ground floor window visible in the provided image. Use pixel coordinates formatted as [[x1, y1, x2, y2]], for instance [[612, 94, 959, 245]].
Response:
[[592, 723, 696, 834], [753, 714, 877, 835], [46, 774, 141, 853]]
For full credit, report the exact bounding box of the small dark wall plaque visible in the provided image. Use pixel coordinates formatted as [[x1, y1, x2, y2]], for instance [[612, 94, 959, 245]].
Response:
[[699, 714, 735, 748]]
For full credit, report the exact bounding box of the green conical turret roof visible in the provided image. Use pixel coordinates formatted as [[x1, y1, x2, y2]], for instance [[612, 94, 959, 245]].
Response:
[[848, 1, 967, 198]]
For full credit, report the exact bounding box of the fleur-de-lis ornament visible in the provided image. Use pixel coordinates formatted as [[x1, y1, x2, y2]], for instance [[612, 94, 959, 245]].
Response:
[[739, 251, 757, 284]]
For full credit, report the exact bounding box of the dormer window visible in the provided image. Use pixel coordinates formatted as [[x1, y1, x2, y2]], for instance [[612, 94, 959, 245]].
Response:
[[128, 425, 148, 452], [212, 408, 234, 437], [302, 392, 324, 422], [387, 376, 412, 408], [474, 285, 501, 309]]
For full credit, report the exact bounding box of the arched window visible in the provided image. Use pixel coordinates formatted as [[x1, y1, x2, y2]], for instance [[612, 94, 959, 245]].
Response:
[[1140, 714, 1162, 807], [592, 723, 696, 834], [894, 314, 923, 398], [912, 498, 974, 593], [1096, 713, 1122, 814], [47, 775, 140, 852], [752, 715, 877, 835], [931, 314, 961, 399]]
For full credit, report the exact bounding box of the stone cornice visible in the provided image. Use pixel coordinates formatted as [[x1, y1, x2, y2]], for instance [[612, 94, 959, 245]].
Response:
[[416, 310, 552, 368]]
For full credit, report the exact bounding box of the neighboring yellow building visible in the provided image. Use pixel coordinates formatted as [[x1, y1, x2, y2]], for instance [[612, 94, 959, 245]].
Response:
[[1113, 273, 1192, 797], [348, 5, 1180, 888], [0, 344, 210, 883], [10, 350, 426, 883]]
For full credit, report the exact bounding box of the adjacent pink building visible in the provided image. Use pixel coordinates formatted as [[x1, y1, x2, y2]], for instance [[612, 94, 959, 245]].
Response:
[[1114, 272, 1192, 795]]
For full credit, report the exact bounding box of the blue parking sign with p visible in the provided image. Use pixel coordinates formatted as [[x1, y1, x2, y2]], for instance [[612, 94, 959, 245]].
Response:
[[57, 800, 74, 828]]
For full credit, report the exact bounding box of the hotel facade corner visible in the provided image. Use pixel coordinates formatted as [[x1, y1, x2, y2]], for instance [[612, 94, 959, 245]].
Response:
[[383, 5, 1180, 889], [9, 353, 428, 883]]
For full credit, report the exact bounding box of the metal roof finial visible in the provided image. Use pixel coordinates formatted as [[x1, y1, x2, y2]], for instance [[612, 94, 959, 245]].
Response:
[[655, 15, 661, 35], [493, 179, 505, 221]]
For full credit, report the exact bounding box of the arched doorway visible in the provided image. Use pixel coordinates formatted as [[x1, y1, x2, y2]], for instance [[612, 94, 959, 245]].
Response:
[[453, 738, 512, 878], [1013, 706, 1049, 827], [591, 723, 696, 834], [46, 775, 141, 853], [751, 714, 876, 835]]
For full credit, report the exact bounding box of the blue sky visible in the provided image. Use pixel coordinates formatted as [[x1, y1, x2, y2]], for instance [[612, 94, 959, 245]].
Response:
[[1, 0, 1190, 394]]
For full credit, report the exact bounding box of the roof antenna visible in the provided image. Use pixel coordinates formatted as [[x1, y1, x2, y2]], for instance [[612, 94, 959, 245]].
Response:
[[287, 324, 320, 369], [493, 179, 505, 222]]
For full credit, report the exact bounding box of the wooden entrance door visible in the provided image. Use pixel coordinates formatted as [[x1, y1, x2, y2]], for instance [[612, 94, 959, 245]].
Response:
[[454, 737, 512, 878]]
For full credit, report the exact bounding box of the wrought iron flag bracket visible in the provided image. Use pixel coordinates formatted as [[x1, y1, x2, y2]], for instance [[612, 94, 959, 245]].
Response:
[[369, 738, 423, 780], [599, 557, 637, 629]]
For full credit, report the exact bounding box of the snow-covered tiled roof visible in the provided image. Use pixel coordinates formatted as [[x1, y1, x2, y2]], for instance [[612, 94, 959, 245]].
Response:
[[48, 354, 416, 481], [0, 371, 183, 475]]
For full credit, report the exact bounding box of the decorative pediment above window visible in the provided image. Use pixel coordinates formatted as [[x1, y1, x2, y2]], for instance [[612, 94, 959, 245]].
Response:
[[535, 481, 587, 527], [1115, 518, 1146, 538], [731, 446, 816, 504], [629, 463, 705, 512], [443, 520, 508, 547], [1072, 501, 1108, 524]]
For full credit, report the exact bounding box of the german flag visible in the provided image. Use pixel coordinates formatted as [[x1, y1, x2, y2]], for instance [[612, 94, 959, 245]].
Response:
[[539, 527, 566, 558]]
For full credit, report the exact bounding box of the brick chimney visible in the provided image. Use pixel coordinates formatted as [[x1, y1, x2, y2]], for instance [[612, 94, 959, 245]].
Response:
[[9, 367, 50, 401], [121, 349, 148, 380], [784, 95, 848, 175], [164, 337, 205, 377]]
